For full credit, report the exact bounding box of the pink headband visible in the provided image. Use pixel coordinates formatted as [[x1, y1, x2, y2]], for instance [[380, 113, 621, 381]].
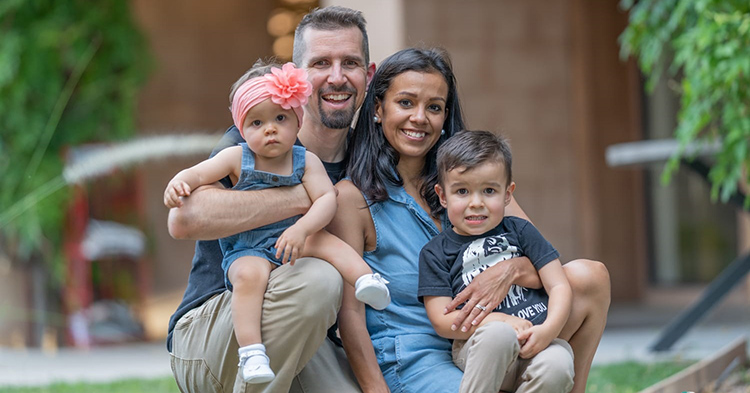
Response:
[[231, 62, 312, 133]]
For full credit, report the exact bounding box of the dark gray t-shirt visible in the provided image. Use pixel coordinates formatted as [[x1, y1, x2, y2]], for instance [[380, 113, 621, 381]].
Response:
[[418, 216, 559, 325]]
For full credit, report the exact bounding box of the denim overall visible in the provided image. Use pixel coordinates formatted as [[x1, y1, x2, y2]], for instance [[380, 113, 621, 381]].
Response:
[[364, 183, 463, 393], [219, 143, 305, 289]]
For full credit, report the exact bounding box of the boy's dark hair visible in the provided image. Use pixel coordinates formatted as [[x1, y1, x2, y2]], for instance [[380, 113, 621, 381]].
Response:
[[228, 58, 281, 107], [437, 130, 513, 187], [293, 6, 369, 66]]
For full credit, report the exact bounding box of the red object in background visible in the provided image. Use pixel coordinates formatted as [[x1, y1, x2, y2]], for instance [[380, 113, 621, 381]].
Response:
[[62, 145, 150, 348]]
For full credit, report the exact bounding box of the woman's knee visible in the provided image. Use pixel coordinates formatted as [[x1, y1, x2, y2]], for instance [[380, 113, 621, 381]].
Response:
[[563, 259, 611, 304]]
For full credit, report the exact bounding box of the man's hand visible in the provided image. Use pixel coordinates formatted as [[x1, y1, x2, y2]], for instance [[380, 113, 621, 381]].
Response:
[[445, 260, 520, 332]]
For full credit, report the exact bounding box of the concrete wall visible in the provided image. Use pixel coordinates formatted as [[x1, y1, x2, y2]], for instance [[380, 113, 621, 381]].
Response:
[[130, 0, 276, 338], [401, 0, 645, 300]]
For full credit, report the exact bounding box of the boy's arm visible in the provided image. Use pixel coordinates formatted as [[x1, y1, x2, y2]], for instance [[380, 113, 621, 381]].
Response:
[[163, 147, 242, 208], [518, 259, 572, 358], [445, 256, 541, 333], [425, 296, 530, 340]]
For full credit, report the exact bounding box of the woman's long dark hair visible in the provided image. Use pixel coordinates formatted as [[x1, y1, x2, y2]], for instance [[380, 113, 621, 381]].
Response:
[[344, 47, 466, 218]]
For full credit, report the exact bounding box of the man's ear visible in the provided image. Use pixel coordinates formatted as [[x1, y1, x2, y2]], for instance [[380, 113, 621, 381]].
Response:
[[435, 183, 448, 208], [366, 62, 376, 88], [505, 182, 516, 206]]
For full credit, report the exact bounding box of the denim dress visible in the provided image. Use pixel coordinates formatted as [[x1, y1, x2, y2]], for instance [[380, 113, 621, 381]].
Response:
[[219, 143, 305, 290], [363, 183, 463, 393]]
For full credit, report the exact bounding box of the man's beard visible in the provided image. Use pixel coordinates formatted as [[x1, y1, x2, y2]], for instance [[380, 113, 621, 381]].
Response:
[[320, 105, 356, 129], [317, 89, 357, 130]]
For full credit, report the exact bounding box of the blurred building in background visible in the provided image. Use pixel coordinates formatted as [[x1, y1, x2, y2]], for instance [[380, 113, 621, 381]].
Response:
[[3, 0, 747, 347]]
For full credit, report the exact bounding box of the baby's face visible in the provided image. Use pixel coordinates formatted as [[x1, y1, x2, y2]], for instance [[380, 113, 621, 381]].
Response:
[[435, 161, 514, 236], [242, 98, 299, 159]]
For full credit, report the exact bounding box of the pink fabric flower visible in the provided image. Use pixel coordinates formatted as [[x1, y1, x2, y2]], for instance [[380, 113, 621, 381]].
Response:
[[264, 63, 312, 110]]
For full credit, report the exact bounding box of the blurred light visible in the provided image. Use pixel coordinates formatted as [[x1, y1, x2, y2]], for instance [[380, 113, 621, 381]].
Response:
[[280, 0, 316, 5], [267, 9, 296, 37], [273, 35, 294, 59]]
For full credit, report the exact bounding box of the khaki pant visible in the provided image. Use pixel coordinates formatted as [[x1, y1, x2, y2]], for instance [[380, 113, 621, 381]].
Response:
[[452, 321, 575, 393], [170, 258, 361, 393]]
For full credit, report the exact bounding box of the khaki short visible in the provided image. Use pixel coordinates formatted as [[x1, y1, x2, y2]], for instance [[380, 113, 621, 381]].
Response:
[[170, 257, 361, 393]]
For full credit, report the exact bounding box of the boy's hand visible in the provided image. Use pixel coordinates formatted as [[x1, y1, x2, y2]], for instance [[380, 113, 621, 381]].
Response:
[[275, 224, 307, 265], [482, 313, 532, 336], [517, 324, 556, 359], [164, 180, 192, 208]]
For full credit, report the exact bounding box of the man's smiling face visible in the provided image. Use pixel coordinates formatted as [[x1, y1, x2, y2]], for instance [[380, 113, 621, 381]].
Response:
[[299, 26, 370, 130]]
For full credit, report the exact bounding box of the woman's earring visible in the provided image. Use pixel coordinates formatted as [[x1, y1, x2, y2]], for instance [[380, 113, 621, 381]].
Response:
[[373, 116, 380, 123], [441, 129, 445, 136]]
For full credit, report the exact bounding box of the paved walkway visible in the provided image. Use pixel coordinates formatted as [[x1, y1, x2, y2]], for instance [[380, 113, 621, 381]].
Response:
[[1, 304, 749, 387]]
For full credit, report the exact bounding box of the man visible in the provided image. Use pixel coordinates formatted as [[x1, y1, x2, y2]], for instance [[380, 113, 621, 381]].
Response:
[[167, 7, 374, 393]]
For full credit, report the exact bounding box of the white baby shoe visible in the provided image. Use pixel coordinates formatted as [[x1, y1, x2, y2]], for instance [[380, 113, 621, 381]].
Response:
[[239, 344, 275, 384], [355, 273, 391, 310]]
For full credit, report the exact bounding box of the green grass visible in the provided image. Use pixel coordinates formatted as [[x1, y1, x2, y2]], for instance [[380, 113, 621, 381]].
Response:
[[586, 360, 694, 393], [1, 377, 179, 393], [0, 361, 693, 393]]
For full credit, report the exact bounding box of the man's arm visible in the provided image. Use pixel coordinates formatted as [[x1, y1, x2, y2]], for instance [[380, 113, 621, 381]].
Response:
[[167, 183, 311, 240]]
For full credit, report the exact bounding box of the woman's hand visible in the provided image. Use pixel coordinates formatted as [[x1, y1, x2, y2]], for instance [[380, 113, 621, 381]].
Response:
[[445, 257, 538, 332]]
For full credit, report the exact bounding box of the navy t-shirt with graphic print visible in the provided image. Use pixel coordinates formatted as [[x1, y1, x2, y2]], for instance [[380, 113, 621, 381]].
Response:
[[418, 216, 559, 325]]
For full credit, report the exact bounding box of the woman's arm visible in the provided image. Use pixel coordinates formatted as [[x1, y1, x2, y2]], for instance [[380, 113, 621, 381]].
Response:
[[445, 194, 543, 332], [328, 180, 390, 393]]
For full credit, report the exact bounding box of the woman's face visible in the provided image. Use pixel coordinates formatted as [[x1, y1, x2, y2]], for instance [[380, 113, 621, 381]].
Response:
[[375, 71, 448, 160]]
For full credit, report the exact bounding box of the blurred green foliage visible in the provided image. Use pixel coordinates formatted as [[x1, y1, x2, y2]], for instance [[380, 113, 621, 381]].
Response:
[[0, 1, 151, 270], [620, 0, 750, 208]]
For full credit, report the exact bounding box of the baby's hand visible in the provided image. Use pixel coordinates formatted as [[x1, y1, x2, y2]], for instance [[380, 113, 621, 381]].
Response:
[[517, 324, 556, 359], [275, 224, 308, 265], [164, 179, 192, 208]]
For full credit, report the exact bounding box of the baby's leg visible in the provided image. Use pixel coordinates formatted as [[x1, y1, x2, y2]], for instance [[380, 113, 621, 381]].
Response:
[[227, 256, 274, 346], [227, 256, 276, 384], [304, 230, 370, 287], [304, 230, 390, 310]]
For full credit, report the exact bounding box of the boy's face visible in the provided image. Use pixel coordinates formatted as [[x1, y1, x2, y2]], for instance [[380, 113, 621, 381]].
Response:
[[435, 161, 515, 236], [241, 98, 299, 159]]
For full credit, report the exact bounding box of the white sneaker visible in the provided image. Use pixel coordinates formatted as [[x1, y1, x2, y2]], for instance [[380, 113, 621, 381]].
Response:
[[355, 273, 391, 310], [239, 350, 275, 384]]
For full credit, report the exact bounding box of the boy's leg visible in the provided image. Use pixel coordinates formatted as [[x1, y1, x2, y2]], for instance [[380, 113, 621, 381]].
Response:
[[228, 257, 273, 347], [558, 259, 611, 393], [510, 338, 575, 393], [291, 336, 361, 392], [452, 321, 519, 393], [235, 257, 345, 393]]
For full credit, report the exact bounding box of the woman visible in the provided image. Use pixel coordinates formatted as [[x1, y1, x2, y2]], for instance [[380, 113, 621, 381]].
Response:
[[329, 48, 606, 393]]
